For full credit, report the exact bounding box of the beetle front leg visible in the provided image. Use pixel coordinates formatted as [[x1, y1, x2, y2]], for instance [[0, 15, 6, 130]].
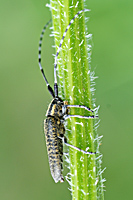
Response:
[[66, 104, 95, 113], [63, 104, 98, 120]]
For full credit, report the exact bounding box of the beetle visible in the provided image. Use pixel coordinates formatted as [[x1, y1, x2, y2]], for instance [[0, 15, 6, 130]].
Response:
[[38, 9, 98, 183]]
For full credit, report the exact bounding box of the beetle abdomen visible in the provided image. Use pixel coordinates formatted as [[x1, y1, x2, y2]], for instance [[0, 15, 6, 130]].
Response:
[[44, 116, 64, 183]]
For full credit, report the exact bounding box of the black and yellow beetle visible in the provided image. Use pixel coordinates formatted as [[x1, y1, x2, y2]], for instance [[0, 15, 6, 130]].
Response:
[[38, 9, 97, 183]]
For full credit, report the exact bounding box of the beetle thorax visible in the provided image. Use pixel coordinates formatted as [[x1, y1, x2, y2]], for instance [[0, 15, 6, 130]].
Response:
[[46, 98, 69, 118]]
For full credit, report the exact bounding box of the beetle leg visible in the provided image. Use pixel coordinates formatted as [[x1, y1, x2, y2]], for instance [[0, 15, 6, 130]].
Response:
[[64, 114, 98, 120], [63, 136, 96, 155], [66, 104, 95, 113]]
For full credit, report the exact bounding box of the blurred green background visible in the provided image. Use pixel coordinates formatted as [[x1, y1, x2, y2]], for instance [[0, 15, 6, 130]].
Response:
[[0, 0, 133, 199]]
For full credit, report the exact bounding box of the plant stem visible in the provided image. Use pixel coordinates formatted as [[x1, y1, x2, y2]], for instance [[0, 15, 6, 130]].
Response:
[[49, 0, 104, 199]]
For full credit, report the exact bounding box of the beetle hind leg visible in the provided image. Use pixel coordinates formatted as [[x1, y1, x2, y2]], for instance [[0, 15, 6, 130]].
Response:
[[64, 136, 96, 155]]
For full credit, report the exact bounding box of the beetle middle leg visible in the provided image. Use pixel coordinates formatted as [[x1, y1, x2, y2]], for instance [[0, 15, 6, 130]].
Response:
[[61, 104, 97, 154], [64, 114, 98, 120]]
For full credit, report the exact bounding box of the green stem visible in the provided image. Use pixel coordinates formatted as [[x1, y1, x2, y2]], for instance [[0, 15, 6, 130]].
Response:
[[49, 0, 104, 199]]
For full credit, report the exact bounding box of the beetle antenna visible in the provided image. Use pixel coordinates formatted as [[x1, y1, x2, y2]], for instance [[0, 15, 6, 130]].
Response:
[[54, 9, 90, 97], [38, 19, 55, 98]]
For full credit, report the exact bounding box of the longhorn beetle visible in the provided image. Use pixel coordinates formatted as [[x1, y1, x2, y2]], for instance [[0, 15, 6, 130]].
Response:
[[38, 9, 98, 183]]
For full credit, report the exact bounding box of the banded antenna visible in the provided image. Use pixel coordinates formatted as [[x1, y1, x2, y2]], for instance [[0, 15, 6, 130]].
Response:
[[38, 19, 55, 97], [38, 9, 90, 98]]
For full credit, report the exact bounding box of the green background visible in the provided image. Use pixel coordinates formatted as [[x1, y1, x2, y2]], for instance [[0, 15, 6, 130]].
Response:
[[0, 0, 133, 199]]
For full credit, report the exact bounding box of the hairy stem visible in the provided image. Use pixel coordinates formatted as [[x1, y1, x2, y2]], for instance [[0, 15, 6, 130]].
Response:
[[49, 0, 104, 199]]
